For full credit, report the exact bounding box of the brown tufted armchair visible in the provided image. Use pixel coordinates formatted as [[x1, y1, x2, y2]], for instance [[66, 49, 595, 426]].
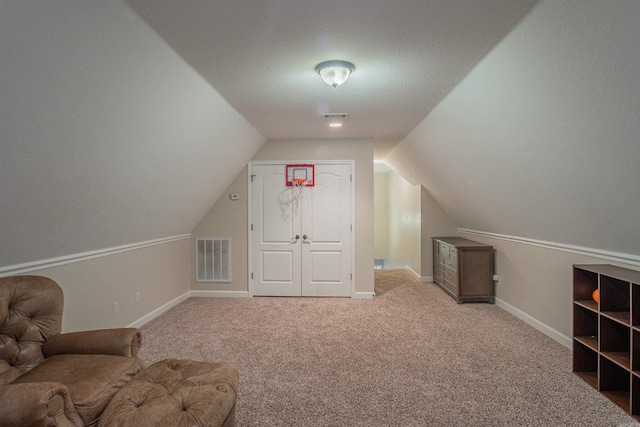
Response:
[[0, 275, 144, 427]]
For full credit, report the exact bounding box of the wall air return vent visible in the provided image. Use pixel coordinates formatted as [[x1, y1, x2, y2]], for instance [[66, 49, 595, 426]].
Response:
[[322, 113, 349, 120], [196, 238, 231, 282]]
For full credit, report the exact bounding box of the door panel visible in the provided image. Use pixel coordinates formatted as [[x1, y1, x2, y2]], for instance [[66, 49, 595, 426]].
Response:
[[252, 165, 301, 296], [309, 251, 342, 282], [308, 173, 341, 242], [301, 164, 351, 297], [262, 252, 293, 282]]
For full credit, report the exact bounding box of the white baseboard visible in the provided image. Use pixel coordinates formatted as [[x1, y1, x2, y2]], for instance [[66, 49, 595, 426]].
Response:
[[402, 266, 432, 283], [128, 291, 191, 328], [494, 297, 572, 349], [190, 290, 250, 298], [132, 289, 372, 328], [405, 265, 420, 279], [354, 292, 375, 299]]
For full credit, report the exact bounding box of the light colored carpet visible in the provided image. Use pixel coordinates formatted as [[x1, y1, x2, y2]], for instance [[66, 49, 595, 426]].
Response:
[[374, 268, 421, 296], [138, 269, 638, 426]]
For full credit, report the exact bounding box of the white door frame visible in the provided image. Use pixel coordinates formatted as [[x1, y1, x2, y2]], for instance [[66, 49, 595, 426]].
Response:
[[248, 160, 356, 297]]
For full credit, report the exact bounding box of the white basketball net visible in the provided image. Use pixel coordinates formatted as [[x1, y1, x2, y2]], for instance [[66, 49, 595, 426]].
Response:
[[291, 179, 307, 203]]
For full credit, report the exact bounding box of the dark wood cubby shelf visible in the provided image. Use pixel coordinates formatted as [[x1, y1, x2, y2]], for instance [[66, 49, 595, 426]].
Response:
[[573, 264, 640, 419]]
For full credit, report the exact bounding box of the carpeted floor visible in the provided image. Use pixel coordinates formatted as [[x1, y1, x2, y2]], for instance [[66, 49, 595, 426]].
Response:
[[374, 268, 421, 296], [138, 269, 639, 426]]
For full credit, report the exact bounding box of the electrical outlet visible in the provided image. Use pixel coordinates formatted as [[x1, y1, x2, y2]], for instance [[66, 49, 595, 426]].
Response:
[[136, 292, 141, 303], [113, 301, 119, 314]]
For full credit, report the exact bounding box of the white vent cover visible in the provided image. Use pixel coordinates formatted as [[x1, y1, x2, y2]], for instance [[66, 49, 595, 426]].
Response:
[[196, 238, 231, 282], [322, 113, 349, 120]]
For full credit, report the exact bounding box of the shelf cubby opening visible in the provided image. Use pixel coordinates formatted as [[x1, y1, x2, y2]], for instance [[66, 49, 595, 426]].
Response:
[[600, 356, 631, 413], [601, 316, 631, 369], [601, 275, 630, 317], [633, 329, 640, 373], [574, 268, 599, 303], [573, 340, 598, 389], [633, 284, 640, 327], [573, 304, 598, 350], [632, 375, 640, 416]]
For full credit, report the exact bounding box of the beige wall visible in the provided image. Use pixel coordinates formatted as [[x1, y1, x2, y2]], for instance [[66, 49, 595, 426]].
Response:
[[386, 171, 420, 274], [375, 168, 457, 280], [420, 186, 458, 279], [27, 238, 190, 332], [252, 139, 375, 294], [191, 167, 249, 293], [459, 230, 640, 347], [382, 1, 640, 347], [190, 138, 374, 295], [374, 172, 388, 260]]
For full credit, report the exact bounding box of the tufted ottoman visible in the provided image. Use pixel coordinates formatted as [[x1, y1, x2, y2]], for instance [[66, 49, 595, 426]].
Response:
[[97, 359, 239, 427]]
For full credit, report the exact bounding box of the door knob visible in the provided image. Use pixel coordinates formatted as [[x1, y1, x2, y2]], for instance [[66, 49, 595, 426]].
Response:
[[295, 235, 300, 241], [303, 235, 308, 240]]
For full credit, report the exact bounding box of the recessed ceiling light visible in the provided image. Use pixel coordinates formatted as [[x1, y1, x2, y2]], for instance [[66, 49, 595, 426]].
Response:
[[329, 122, 342, 128]]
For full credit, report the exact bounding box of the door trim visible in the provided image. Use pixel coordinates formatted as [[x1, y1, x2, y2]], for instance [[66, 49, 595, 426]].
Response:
[[248, 160, 356, 297]]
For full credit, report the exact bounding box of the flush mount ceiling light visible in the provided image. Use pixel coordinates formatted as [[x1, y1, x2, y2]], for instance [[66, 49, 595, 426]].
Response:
[[315, 60, 355, 88]]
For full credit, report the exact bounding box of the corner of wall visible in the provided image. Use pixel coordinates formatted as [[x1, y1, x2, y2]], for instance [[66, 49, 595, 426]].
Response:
[[190, 166, 250, 293]]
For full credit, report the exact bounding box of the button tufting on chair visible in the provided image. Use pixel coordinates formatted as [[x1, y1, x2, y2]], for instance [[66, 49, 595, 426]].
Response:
[[99, 359, 239, 427], [0, 275, 144, 427]]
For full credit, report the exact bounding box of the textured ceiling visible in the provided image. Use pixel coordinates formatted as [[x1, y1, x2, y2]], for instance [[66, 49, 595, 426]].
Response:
[[2, 0, 638, 272], [126, 0, 538, 152]]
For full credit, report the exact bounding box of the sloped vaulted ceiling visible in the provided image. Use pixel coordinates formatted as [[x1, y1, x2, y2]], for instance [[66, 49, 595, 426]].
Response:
[[1, 0, 540, 269], [4, 1, 638, 269], [386, 0, 640, 257], [0, 2, 265, 267]]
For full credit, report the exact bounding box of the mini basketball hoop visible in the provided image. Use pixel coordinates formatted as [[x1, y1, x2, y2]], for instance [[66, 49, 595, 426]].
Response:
[[286, 164, 314, 203], [291, 178, 307, 201]]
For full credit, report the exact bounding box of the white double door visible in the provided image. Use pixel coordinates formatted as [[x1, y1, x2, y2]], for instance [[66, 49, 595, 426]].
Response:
[[251, 162, 353, 297]]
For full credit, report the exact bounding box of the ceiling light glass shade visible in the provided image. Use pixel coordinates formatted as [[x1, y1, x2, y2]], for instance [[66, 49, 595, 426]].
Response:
[[315, 60, 355, 88]]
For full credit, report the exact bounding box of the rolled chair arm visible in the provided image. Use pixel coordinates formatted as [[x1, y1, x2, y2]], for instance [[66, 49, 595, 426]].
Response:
[[43, 328, 142, 358], [0, 382, 83, 427]]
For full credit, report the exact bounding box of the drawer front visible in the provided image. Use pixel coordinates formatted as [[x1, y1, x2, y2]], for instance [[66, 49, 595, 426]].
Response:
[[439, 243, 450, 259], [433, 252, 444, 285], [442, 277, 458, 296], [449, 246, 457, 258], [444, 266, 459, 285], [433, 260, 444, 275], [443, 256, 456, 271]]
